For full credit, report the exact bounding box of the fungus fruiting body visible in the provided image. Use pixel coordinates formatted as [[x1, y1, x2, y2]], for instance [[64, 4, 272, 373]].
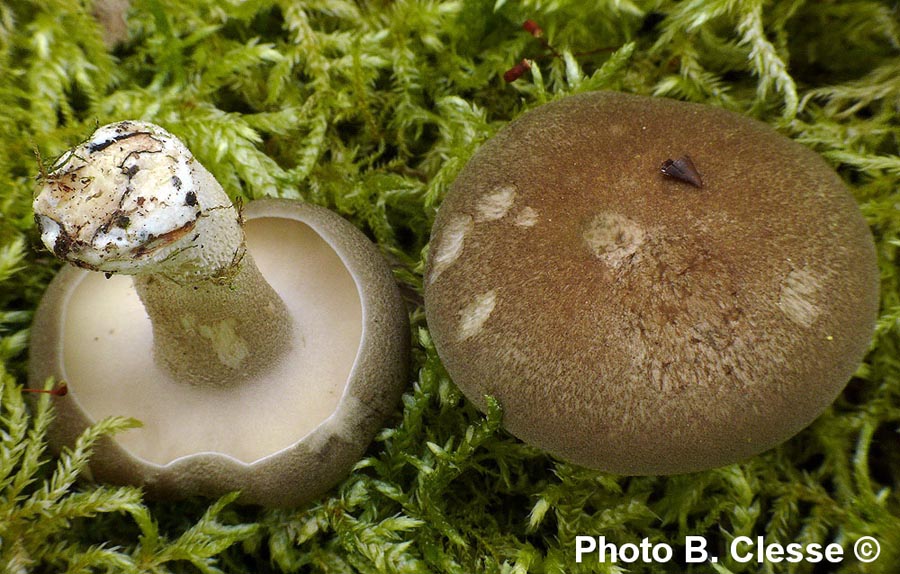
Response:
[[30, 121, 409, 507], [424, 91, 879, 475]]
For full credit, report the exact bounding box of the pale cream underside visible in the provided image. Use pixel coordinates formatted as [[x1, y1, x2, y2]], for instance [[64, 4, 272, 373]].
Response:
[[60, 217, 363, 464]]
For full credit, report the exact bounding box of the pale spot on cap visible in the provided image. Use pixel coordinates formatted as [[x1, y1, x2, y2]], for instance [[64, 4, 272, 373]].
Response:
[[476, 185, 517, 222], [583, 212, 645, 267], [778, 267, 822, 327], [457, 290, 497, 341], [429, 215, 473, 283], [515, 206, 539, 227]]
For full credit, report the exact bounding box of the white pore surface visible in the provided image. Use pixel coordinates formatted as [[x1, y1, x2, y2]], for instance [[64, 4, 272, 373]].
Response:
[[60, 217, 363, 464]]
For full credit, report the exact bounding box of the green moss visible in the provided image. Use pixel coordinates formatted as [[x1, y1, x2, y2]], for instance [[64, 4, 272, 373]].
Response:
[[1, 0, 898, 572]]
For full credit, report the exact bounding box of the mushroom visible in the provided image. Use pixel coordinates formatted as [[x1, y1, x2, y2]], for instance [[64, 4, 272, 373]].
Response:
[[29, 121, 409, 507], [423, 91, 879, 475]]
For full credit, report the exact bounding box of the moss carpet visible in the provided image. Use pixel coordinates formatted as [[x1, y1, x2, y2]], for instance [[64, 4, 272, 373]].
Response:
[[0, 1, 898, 572]]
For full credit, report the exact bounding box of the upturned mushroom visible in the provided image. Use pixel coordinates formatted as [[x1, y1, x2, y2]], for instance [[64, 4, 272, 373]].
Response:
[[29, 121, 409, 507], [424, 91, 879, 475]]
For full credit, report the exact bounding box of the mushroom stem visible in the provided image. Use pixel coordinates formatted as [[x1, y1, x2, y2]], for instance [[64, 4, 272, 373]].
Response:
[[33, 121, 292, 387]]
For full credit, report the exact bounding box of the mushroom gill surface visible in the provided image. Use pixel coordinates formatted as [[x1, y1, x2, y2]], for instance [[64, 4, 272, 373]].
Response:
[[57, 214, 362, 464]]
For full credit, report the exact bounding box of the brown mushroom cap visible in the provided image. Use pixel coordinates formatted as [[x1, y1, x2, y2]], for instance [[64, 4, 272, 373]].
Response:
[[423, 91, 879, 474], [30, 199, 409, 507]]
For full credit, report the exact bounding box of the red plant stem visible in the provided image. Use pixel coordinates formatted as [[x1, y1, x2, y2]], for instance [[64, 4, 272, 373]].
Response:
[[522, 19, 543, 38], [503, 45, 620, 83], [23, 382, 68, 397], [503, 59, 532, 83]]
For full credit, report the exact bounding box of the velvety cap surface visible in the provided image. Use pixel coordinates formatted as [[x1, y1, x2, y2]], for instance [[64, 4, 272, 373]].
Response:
[[424, 91, 879, 474]]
